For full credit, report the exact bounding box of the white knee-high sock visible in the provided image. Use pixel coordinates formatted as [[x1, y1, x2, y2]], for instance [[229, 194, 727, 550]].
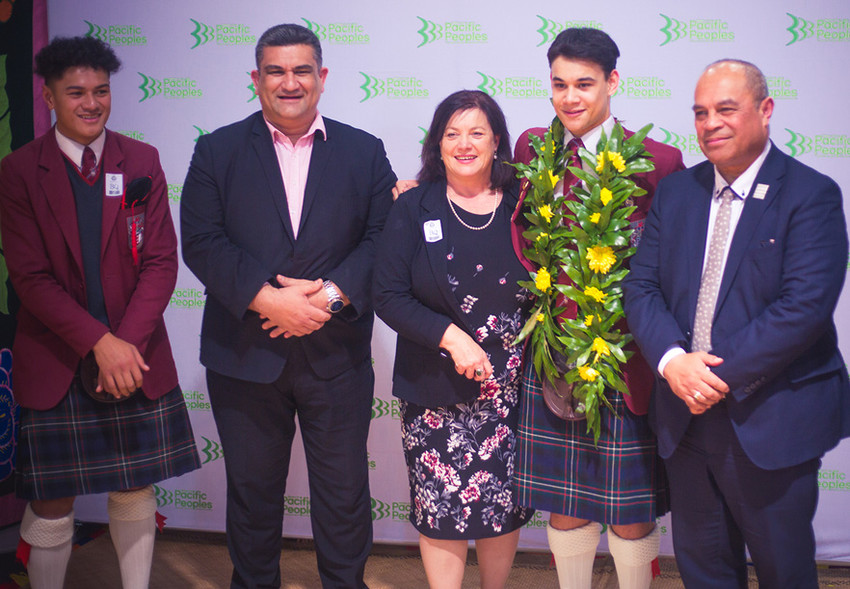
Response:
[[607, 526, 660, 589], [108, 486, 157, 589], [20, 503, 74, 589], [547, 521, 602, 589]]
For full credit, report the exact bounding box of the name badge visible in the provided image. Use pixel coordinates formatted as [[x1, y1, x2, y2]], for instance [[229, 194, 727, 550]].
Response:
[[752, 183, 769, 200], [423, 220, 443, 243], [105, 173, 124, 197]]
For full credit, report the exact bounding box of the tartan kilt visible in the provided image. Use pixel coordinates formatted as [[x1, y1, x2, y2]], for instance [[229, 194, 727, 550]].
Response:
[[16, 379, 201, 501], [514, 361, 669, 525]]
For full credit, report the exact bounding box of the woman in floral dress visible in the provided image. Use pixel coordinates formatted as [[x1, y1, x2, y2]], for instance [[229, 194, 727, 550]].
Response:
[[374, 90, 533, 588]]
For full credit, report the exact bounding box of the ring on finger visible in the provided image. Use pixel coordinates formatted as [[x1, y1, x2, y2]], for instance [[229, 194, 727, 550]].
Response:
[[475, 368, 484, 377], [693, 391, 705, 402]]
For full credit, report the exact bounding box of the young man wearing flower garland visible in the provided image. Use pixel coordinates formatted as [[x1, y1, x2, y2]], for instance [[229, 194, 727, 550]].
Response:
[[510, 28, 684, 589]]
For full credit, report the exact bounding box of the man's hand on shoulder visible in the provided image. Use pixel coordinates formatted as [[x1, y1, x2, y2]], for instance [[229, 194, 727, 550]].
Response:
[[392, 179, 419, 201], [663, 352, 729, 414], [250, 276, 331, 339], [92, 332, 150, 399]]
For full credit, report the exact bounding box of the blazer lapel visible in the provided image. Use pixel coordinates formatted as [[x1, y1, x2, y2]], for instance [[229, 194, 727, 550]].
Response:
[[39, 131, 84, 272], [715, 144, 785, 311], [100, 130, 124, 260], [420, 181, 474, 332], [250, 115, 296, 242], [300, 127, 332, 235], [686, 163, 714, 329]]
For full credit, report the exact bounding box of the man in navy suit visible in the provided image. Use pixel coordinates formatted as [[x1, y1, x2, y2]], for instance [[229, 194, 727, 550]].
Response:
[[624, 59, 850, 588], [181, 24, 395, 589]]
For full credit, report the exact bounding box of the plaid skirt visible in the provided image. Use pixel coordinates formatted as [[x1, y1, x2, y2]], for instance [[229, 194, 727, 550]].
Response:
[[16, 379, 201, 500], [514, 361, 669, 525]]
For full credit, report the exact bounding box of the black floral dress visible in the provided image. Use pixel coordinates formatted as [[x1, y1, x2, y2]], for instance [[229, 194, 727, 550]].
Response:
[[400, 199, 534, 539]]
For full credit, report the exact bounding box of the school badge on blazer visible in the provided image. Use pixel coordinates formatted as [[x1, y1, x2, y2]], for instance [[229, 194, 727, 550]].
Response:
[[122, 176, 152, 265]]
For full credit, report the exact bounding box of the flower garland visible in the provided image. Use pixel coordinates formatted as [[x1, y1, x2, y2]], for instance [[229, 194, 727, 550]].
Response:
[[512, 117, 656, 443]]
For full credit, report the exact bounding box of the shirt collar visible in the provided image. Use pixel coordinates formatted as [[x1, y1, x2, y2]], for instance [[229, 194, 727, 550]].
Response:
[[565, 115, 615, 149], [264, 113, 326, 147], [54, 126, 106, 169], [712, 140, 772, 200]]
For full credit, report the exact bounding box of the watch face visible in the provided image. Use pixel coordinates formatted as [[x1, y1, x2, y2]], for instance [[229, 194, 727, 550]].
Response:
[[329, 299, 345, 313]]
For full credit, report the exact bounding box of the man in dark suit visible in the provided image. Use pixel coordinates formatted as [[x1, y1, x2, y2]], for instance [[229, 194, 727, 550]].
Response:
[[624, 59, 850, 587], [181, 23, 395, 589], [0, 36, 199, 588], [511, 28, 683, 589]]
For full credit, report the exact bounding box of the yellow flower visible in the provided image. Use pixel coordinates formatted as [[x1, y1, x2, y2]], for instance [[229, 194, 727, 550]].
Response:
[[584, 286, 606, 303], [578, 365, 599, 382], [600, 187, 613, 206], [584, 315, 594, 326], [538, 204, 554, 223], [609, 151, 626, 172], [547, 170, 560, 188], [592, 337, 611, 362], [595, 152, 605, 173], [536, 313, 545, 323], [535, 267, 552, 292], [586, 246, 616, 274], [589, 212, 601, 224], [536, 232, 549, 242]]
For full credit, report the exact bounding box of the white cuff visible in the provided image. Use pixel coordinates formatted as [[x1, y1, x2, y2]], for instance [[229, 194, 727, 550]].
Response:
[[658, 346, 686, 379]]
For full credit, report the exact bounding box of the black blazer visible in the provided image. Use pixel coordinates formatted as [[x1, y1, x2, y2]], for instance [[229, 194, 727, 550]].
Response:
[[181, 112, 396, 382], [374, 179, 521, 407]]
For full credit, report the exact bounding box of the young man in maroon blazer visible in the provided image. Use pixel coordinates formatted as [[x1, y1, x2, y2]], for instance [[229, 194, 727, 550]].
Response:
[[0, 36, 199, 588], [511, 28, 684, 589]]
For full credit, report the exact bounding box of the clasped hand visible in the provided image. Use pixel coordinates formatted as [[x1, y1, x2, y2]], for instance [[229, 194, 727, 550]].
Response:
[[439, 324, 493, 382], [254, 275, 331, 339], [92, 332, 149, 399], [663, 352, 730, 414]]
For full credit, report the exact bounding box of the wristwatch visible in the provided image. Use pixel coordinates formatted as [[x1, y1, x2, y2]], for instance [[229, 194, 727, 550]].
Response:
[[323, 280, 345, 313]]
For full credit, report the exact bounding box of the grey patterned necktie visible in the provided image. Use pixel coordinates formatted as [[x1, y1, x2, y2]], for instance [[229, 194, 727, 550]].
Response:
[[692, 186, 736, 352]]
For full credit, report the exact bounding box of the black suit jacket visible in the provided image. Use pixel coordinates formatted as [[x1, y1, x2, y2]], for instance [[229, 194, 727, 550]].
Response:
[[181, 112, 395, 382], [373, 180, 521, 407]]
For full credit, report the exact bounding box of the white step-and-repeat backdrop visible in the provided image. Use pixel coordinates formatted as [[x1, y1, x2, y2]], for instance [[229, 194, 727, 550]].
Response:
[[48, 0, 850, 560]]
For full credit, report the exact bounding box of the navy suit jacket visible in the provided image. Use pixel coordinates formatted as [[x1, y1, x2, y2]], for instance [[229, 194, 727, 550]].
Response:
[[373, 180, 521, 407], [181, 112, 395, 382], [624, 143, 850, 470]]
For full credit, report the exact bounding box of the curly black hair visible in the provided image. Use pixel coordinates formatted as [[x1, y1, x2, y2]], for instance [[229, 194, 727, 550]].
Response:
[[34, 36, 121, 84]]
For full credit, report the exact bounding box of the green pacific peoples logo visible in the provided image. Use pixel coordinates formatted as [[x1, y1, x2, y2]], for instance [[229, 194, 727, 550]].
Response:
[[199, 436, 223, 464], [83, 20, 146, 45], [371, 498, 391, 521], [302, 17, 369, 44], [416, 17, 487, 47], [170, 287, 205, 309], [614, 76, 672, 99], [371, 498, 411, 522], [182, 389, 211, 411], [359, 73, 429, 102], [167, 184, 182, 204], [786, 14, 850, 45], [535, 16, 603, 47], [138, 73, 203, 102], [153, 485, 213, 510], [785, 129, 850, 157], [819, 469, 850, 491], [659, 14, 734, 46], [246, 72, 258, 103], [657, 128, 704, 156], [193, 125, 210, 142], [189, 19, 255, 49], [477, 72, 547, 99], [767, 76, 798, 100], [284, 495, 310, 517], [371, 397, 402, 420]]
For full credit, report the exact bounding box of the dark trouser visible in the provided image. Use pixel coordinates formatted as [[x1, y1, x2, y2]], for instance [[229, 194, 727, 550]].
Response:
[[665, 401, 820, 589], [207, 345, 374, 589]]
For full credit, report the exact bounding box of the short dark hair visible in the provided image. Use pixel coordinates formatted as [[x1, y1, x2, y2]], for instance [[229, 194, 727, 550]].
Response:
[[34, 36, 121, 85], [547, 28, 620, 78], [255, 24, 323, 69], [705, 59, 769, 104], [418, 90, 514, 191]]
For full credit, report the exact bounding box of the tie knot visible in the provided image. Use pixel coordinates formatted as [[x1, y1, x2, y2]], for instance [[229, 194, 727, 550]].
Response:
[[719, 186, 736, 204], [567, 137, 584, 152], [82, 146, 97, 181]]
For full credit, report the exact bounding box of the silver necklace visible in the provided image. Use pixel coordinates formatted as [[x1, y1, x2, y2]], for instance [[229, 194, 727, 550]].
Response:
[[446, 188, 500, 231]]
